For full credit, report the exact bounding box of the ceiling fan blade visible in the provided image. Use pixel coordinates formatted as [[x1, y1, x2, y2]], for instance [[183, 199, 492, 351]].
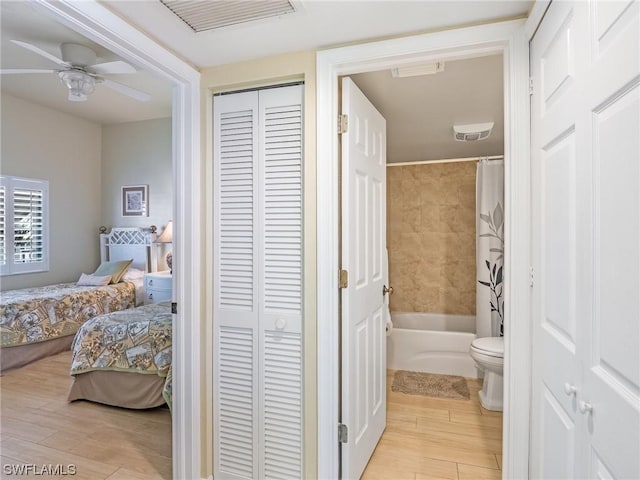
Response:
[[0, 69, 57, 74], [11, 40, 69, 67], [92, 60, 137, 75], [101, 78, 151, 102]]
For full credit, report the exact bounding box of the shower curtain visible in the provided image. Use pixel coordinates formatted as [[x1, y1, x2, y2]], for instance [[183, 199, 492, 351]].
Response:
[[476, 159, 505, 338]]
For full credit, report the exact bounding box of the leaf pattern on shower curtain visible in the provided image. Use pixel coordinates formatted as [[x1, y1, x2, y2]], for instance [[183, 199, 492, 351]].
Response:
[[478, 202, 504, 336]]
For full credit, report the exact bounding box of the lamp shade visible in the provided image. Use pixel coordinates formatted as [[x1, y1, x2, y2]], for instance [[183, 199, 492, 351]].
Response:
[[155, 221, 173, 273], [156, 221, 173, 243]]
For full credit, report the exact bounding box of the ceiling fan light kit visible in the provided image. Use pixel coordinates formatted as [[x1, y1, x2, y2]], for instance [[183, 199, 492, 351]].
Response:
[[58, 70, 95, 101]]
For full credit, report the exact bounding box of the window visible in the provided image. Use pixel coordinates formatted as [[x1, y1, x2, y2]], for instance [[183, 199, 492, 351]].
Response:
[[0, 176, 49, 276]]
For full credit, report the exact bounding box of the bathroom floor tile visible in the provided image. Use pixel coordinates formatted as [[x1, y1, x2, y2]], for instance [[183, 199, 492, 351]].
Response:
[[362, 370, 504, 480]]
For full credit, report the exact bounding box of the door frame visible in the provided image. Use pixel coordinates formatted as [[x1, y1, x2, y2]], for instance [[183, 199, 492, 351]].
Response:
[[31, 2, 203, 479], [316, 19, 531, 479]]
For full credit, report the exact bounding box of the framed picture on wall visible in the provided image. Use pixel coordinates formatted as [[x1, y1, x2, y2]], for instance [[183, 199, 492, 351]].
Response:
[[121, 185, 148, 217]]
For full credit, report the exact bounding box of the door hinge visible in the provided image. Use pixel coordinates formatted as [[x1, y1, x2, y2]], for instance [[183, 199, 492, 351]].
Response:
[[338, 423, 349, 443], [529, 267, 534, 287], [338, 114, 348, 134], [529, 77, 534, 96], [339, 269, 349, 288], [171, 302, 178, 314]]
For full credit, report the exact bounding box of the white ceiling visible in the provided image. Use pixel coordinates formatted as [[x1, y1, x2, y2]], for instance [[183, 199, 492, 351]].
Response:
[[350, 54, 504, 163], [0, 1, 172, 125], [103, 0, 531, 68], [1, 1, 530, 126]]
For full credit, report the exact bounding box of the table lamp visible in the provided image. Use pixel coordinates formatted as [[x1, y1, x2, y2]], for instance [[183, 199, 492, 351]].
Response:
[[155, 220, 173, 273]]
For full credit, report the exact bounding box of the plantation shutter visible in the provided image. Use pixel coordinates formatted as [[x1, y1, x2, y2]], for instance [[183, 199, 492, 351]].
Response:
[[213, 84, 303, 480], [0, 176, 48, 275], [0, 184, 6, 267], [13, 184, 45, 265]]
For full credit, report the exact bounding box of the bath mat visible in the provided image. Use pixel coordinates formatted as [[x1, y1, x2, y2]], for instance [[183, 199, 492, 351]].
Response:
[[391, 370, 470, 400]]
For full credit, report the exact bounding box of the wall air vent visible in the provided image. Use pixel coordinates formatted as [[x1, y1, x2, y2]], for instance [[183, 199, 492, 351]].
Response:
[[160, 0, 298, 33], [453, 122, 494, 142]]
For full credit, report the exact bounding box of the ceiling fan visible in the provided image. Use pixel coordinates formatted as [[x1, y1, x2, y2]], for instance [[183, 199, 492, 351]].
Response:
[[1, 41, 151, 102]]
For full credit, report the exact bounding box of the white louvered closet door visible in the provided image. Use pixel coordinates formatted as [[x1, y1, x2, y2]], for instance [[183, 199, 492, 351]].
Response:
[[213, 84, 303, 480], [214, 90, 260, 480]]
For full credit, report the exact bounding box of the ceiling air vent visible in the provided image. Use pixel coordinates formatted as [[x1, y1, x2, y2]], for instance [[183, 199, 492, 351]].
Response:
[[453, 122, 494, 142], [160, 0, 297, 33]]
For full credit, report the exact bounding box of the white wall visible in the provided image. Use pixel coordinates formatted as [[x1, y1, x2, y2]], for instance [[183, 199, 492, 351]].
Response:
[[0, 92, 102, 290], [101, 118, 172, 270]]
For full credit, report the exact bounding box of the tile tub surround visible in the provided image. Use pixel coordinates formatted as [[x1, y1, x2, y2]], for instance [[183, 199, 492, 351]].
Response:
[[387, 162, 477, 315]]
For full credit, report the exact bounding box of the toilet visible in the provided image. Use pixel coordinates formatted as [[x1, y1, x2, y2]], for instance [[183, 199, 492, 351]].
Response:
[[469, 336, 504, 411]]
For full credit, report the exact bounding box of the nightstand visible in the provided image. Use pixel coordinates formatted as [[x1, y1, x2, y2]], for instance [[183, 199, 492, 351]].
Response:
[[144, 271, 172, 304]]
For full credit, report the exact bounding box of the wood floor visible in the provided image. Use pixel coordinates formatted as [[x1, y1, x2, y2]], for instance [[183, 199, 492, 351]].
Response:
[[362, 370, 503, 480], [0, 351, 172, 480], [1, 356, 501, 480]]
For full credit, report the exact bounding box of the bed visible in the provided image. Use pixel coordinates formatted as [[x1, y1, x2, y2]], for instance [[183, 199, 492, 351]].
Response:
[[0, 227, 156, 373], [68, 301, 173, 410]]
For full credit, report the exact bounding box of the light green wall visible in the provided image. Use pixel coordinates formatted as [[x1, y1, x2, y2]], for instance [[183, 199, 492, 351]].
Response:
[[0, 92, 102, 290], [0, 94, 173, 289], [101, 118, 172, 237]]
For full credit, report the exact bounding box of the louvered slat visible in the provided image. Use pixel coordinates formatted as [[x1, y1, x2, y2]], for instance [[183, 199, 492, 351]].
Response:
[[263, 331, 302, 479], [219, 110, 254, 310], [218, 326, 254, 479], [263, 104, 302, 313]]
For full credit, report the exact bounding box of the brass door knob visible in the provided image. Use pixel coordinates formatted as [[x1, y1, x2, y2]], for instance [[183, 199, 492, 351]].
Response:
[[383, 285, 394, 296]]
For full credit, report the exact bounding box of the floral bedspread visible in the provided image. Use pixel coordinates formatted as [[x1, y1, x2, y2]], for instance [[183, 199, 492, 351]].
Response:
[[70, 302, 172, 407], [163, 364, 173, 412], [0, 282, 136, 348]]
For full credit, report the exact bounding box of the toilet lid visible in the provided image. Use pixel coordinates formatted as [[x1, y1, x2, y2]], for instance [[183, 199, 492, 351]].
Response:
[[471, 337, 504, 357]]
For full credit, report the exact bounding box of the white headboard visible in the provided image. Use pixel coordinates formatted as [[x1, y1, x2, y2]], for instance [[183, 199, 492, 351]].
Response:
[[99, 227, 157, 273]]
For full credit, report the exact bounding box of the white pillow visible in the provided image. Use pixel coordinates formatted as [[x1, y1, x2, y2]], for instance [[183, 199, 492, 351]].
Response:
[[121, 267, 145, 281], [77, 273, 112, 286]]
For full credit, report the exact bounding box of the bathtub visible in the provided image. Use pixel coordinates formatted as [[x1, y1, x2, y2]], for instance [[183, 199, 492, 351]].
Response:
[[387, 312, 479, 378]]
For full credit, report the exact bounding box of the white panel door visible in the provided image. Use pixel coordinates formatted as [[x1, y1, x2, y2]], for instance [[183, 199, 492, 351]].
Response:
[[341, 77, 387, 480], [531, 4, 586, 477], [583, 1, 639, 478], [531, 1, 640, 478]]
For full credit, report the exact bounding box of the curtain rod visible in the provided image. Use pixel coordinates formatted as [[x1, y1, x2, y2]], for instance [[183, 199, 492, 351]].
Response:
[[387, 155, 504, 167]]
